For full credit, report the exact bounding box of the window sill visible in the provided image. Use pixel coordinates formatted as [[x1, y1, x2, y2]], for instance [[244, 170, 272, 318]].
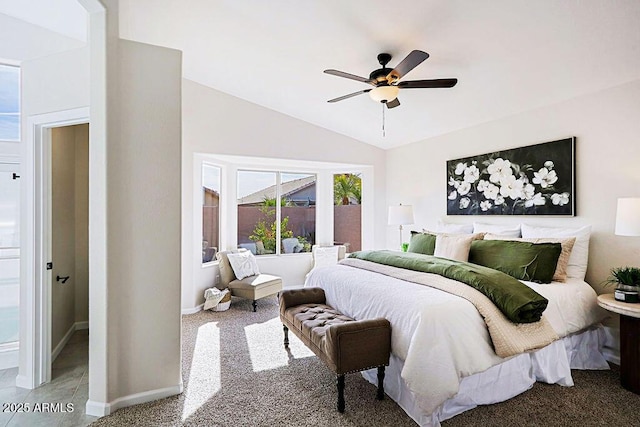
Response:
[[201, 260, 219, 268]]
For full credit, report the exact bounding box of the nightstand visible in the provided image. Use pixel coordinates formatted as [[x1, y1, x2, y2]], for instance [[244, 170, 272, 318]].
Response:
[[597, 293, 640, 394]]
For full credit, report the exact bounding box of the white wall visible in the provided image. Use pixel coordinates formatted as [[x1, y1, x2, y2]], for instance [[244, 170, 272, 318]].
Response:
[[385, 78, 640, 344], [181, 79, 387, 310], [105, 38, 182, 404], [20, 2, 183, 414], [20, 45, 90, 382]]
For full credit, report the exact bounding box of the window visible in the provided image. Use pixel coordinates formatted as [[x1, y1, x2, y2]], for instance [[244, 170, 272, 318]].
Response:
[[237, 170, 316, 255], [0, 64, 20, 141], [333, 173, 362, 252], [202, 164, 220, 263]]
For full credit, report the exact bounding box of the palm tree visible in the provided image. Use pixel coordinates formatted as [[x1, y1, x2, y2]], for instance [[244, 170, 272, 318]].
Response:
[[334, 174, 361, 205]]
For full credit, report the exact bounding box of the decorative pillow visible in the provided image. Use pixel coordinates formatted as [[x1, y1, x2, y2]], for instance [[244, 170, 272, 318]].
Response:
[[469, 240, 562, 283], [521, 224, 591, 280], [312, 246, 340, 269], [484, 234, 576, 282], [434, 233, 475, 262], [407, 231, 437, 255], [472, 222, 521, 237], [226, 250, 260, 280], [436, 220, 474, 234]]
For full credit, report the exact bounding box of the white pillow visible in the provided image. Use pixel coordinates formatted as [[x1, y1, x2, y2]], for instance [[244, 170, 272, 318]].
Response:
[[434, 234, 475, 262], [436, 220, 473, 234], [227, 250, 260, 280], [521, 224, 591, 280], [312, 246, 340, 269], [473, 222, 521, 237]]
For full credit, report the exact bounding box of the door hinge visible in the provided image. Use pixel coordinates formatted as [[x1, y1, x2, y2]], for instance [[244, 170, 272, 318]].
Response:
[[12, 173, 20, 180], [46, 262, 53, 270]]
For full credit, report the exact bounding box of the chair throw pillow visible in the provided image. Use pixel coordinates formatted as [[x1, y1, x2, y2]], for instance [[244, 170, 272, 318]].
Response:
[[227, 250, 260, 280]]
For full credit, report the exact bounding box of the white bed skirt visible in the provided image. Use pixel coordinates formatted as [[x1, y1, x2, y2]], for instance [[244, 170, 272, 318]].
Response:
[[361, 325, 609, 427]]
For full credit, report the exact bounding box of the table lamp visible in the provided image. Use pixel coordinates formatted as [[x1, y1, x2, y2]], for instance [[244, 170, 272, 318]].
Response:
[[388, 204, 414, 250], [614, 198, 640, 302]]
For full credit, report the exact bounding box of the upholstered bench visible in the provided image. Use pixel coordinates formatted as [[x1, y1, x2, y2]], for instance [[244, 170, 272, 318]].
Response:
[[279, 287, 391, 413]]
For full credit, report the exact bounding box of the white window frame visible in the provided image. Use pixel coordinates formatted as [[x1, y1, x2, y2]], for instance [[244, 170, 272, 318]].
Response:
[[237, 169, 318, 256], [201, 162, 221, 266]]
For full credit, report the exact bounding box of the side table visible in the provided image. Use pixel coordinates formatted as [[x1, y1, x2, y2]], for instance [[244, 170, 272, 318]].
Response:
[[597, 293, 640, 394]]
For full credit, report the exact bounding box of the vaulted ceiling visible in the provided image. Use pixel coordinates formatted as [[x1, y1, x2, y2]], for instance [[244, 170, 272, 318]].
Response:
[[3, 1, 640, 149]]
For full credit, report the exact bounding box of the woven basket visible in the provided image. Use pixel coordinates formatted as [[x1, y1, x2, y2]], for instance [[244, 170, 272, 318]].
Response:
[[212, 289, 231, 312]]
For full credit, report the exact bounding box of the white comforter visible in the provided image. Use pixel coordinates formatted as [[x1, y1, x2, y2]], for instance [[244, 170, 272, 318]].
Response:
[[304, 263, 605, 415]]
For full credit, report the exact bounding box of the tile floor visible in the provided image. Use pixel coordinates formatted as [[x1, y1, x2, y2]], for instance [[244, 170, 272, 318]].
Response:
[[0, 330, 96, 427]]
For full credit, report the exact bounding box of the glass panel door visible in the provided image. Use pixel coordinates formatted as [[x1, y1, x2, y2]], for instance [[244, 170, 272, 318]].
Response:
[[0, 162, 20, 345]]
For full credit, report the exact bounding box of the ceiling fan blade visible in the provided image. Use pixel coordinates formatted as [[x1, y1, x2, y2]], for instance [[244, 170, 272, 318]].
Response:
[[386, 50, 430, 82], [324, 69, 375, 85], [327, 89, 371, 103], [386, 98, 400, 109], [397, 78, 458, 89]]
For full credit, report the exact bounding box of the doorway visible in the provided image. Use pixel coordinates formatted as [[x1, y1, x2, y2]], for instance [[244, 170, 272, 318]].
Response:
[[49, 124, 89, 366]]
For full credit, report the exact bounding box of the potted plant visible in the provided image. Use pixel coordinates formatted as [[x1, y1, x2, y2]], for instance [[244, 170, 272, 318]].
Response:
[[607, 266, 640, 303]]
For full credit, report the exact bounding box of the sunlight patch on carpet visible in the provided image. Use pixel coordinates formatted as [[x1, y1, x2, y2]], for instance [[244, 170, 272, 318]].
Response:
[[182, 322, 221, 421], [244, 317, 313, 372]]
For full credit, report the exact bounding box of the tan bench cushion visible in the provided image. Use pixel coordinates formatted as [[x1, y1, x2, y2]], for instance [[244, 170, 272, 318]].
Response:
[[229, 274, 282, 300]]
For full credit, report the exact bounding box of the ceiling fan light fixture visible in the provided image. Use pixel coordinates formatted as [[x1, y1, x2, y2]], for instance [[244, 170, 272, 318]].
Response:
[[369, 85, 399, 103]]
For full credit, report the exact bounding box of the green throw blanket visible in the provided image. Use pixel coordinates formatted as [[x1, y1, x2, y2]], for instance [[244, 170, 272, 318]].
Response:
[[348, 250, 548, 323]]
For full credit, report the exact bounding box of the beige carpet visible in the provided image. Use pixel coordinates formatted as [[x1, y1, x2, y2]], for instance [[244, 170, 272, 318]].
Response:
[[90, 297, 640, 427]]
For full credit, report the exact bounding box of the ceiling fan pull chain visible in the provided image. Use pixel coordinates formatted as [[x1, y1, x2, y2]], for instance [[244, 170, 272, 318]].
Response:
[[382, 102, 386, 137]]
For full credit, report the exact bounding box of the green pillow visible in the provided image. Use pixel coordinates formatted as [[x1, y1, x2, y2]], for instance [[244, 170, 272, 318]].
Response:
[[469, 240, 562, 284], [407, 231, 436, 255]]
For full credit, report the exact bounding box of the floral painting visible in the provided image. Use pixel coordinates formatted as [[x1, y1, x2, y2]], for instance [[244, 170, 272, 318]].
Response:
[[447, 137, 575, 215]]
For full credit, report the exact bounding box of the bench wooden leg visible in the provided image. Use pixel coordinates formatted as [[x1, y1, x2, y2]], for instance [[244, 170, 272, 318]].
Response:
[[377, 366, 385, 400], [252, 300, 257, 312], [283, 325, 289, 348], [337, 374, 345, 413]]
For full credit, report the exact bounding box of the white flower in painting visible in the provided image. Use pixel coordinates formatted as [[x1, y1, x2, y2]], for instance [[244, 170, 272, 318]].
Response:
[[522, 183, 536, 200], [524, 192, 546, 208], [487, 158, 513, 184], [544, 160, 554, 169], [480, 200, 492, 211], [532, 168, 558, 188], [459, 197, 470, 209], [455, 162, 467, 175], [477, 179, 490, 192], [495, 195, 505, 205], [463, 165, 480, 183], [448, 190, 458, 200], [483, 183, 500, 200], [551, 192, 570, 206], [499, 175, 525, 200], [448, 176, 460, 189], [457, 181, 472, 195]]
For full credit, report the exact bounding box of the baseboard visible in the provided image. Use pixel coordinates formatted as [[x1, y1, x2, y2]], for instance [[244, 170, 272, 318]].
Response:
[[0, 343, 18, 370], [182, 304, 204, 315], [52, 321, 89, 362], [15, 374, 32, 389], [85, 382, 183, 417], [75, 321, 89, 330]]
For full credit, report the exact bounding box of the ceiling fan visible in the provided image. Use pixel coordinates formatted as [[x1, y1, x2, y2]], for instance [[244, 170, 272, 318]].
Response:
[[324, 50, 457, 109]]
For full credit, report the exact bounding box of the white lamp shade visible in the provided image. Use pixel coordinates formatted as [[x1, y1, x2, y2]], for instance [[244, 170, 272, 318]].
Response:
[[369, 85, 399, 103], [388, 205, 414, 225], [615, 198, 640, 236]]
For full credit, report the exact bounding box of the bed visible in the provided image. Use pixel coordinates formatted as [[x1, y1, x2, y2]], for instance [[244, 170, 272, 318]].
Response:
[[303, 225, 608, 427]]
